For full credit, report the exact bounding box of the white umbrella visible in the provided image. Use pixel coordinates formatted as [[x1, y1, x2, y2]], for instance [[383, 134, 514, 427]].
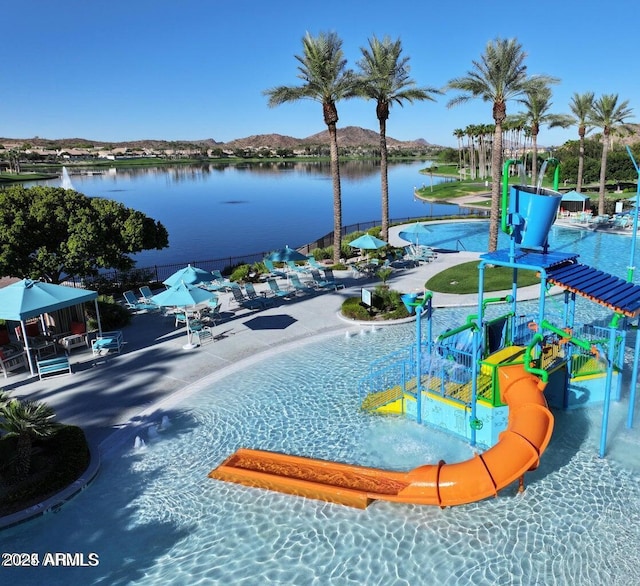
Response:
[[151, 281, 214, 349]]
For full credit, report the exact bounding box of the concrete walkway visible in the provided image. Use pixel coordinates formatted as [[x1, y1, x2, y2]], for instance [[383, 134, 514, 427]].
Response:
[[3, 244, 550, 454]]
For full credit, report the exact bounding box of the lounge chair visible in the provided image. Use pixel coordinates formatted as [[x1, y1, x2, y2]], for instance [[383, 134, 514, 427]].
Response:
[[123, 290, 158, 312], [287, 273, 316, 295], [306, 257, 325, 271], [139, 285, 155, 303], [266, 278, 294, 299], [263, 259, 287, 279], [229, 283, 265, 309], [286, 260, 309, 273], [244, 282, 273, 307], [322, 269, 345, 290]]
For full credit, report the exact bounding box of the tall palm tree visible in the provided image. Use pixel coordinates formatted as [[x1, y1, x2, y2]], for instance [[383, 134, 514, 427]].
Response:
[[264, 31, 358, 264], [568, 92, 595, 193], [356, 35, 439, 241], [0, 398, 59, 479], [453, 128, 465, 173], [588, 94, 634, 215], [510, 86, 572, 185], [446, 37, 559, 251]]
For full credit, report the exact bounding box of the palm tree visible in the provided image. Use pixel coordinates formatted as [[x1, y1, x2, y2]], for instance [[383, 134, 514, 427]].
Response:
[[568, 92, 595, 193], [264, 31, 358, 264], [446, 37, 559, 251], [510, 86, 572, 185], [0, 398, 59, 479], [356, 35, 439, 241], [588, 94, 634, 215], [453, 128, 465, 173]]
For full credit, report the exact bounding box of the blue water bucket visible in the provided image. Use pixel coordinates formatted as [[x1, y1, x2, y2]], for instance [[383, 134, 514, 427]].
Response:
[[401, 293, 419, 314], [509, 185, 562, 248]]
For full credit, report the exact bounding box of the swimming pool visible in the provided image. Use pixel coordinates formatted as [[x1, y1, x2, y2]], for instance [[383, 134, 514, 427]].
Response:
[[4, 224, 640, 585]]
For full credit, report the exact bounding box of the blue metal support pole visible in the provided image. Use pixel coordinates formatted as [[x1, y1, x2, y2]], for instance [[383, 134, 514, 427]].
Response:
[[415, 303, 422, 424], [599, 325, 618, 457], [628, 322, 640, 428]]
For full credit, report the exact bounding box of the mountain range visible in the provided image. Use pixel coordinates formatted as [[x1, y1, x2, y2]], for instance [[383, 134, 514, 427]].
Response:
[[0, 126, 434, 151]]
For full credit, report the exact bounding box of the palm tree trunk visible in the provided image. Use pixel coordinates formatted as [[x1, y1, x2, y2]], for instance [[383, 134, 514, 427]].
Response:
[[328, 123, 343, 265], [489, 123, 503, 252], [598, 132, 609, 216], [531, 133, 539, 186], [577, 128, 585, 193], [379, 117, 389, 242]]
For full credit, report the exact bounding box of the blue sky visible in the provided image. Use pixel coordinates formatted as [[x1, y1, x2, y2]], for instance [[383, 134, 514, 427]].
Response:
[[2, 0, 637, 148]]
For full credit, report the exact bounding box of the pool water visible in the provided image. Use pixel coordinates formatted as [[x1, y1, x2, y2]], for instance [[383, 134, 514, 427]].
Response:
[[4, 224, 640, 585]]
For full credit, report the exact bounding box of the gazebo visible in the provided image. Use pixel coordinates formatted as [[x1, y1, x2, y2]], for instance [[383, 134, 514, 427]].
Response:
[[0, 279, 102, 375], [560, 190, 590, 213]]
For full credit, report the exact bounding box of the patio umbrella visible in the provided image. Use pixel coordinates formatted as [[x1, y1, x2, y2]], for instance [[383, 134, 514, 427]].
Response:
[[163, 264, 216, 288], [264, 246, 308, 262], [398, 222, 432, 246], [348, 234, 388, 250], [150, 281, 214, 349]]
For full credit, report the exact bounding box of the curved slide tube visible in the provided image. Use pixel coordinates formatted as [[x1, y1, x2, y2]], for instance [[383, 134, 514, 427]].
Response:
[[209, 365, 554, 508]]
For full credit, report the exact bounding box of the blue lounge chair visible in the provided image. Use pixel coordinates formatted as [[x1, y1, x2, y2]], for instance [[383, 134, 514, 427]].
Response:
[[263, 259, 287, 279], [229, 283, 264, 309], [244, 282, 273, 307], [321, 269, 345, 290], [123, 290, 158, 312], [267, 278, 294, 299], [286, 260, 309, 273], [139, 285, 155, 303], [288, 273, 316, 295]]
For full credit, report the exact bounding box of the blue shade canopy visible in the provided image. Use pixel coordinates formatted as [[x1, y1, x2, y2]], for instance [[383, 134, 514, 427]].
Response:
[[163, 264, 216, 287], [560, 190, 590, 202], [398, 223, 432, 246], [264, 246, 308, 262], [151, 281, 214, 308], [0, 279, 98, 321], [348, 234, 388, 250]]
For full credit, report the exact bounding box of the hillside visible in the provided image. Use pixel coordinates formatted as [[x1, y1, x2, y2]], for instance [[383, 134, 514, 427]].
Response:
[[0, 126, 434, 151]]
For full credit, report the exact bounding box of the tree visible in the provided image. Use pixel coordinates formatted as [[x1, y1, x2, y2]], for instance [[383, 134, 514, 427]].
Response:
[[568, 92, 595, 192], [0, 398, 59, 479], [588, 94, 634, 215], [264, 31, 358, 264], [356, 35, 439, 241], [0, 185, 169, 283], [509, 86, 572, 185], [446, 37, 559, 251]]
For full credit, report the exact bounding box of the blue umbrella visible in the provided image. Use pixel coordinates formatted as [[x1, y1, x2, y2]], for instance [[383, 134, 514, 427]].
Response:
[[163, 264, 216, 288], [348, 234, 388, 250], [151, 281, 214, 349], [398, 222, 432, 246], [264, 246, 308, 262]]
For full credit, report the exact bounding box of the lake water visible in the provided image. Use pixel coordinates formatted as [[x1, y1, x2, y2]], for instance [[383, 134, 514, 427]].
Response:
[[34, 161, 465, 268]]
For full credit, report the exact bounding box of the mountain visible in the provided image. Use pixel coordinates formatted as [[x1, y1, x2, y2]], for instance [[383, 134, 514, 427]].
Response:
[[0, 127, 433, 151]]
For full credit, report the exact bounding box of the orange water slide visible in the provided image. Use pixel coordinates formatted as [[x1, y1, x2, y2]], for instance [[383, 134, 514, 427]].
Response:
[[209, 365, 554, 508]]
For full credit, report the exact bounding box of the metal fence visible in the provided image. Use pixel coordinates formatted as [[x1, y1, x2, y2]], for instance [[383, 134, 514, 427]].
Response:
[[86, 210, 488, 287]]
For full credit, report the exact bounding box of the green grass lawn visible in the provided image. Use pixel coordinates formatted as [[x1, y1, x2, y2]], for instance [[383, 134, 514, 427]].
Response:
[[426, 261, 540, 294]]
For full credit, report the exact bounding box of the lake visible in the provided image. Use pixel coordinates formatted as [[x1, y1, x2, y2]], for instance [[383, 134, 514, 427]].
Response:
[[34, 160, 469, 269]]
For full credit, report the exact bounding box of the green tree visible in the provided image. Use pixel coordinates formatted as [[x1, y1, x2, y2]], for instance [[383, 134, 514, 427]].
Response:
[[264, 31, 358, 264], [588, 94, 634, 215], [0, 398, 59, 480], [356, 35, 439, 241], [0, 185, 169, 283], [568, 92, 595, 192], [446, 37, 559, 251], [510, 86, 572, 184]]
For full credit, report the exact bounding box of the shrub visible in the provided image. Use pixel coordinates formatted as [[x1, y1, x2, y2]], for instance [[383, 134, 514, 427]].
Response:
[[85, 294, 131, 331]]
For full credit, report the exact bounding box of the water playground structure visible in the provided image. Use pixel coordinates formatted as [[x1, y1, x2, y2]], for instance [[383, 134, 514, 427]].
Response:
[[210, 156, 640, 508]]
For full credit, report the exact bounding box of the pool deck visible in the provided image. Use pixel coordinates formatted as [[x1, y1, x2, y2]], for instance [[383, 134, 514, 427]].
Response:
[[0, 232, 557, 527]]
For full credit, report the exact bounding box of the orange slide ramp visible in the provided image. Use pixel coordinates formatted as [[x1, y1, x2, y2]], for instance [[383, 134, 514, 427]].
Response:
[[209, 365, 554, 508]]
